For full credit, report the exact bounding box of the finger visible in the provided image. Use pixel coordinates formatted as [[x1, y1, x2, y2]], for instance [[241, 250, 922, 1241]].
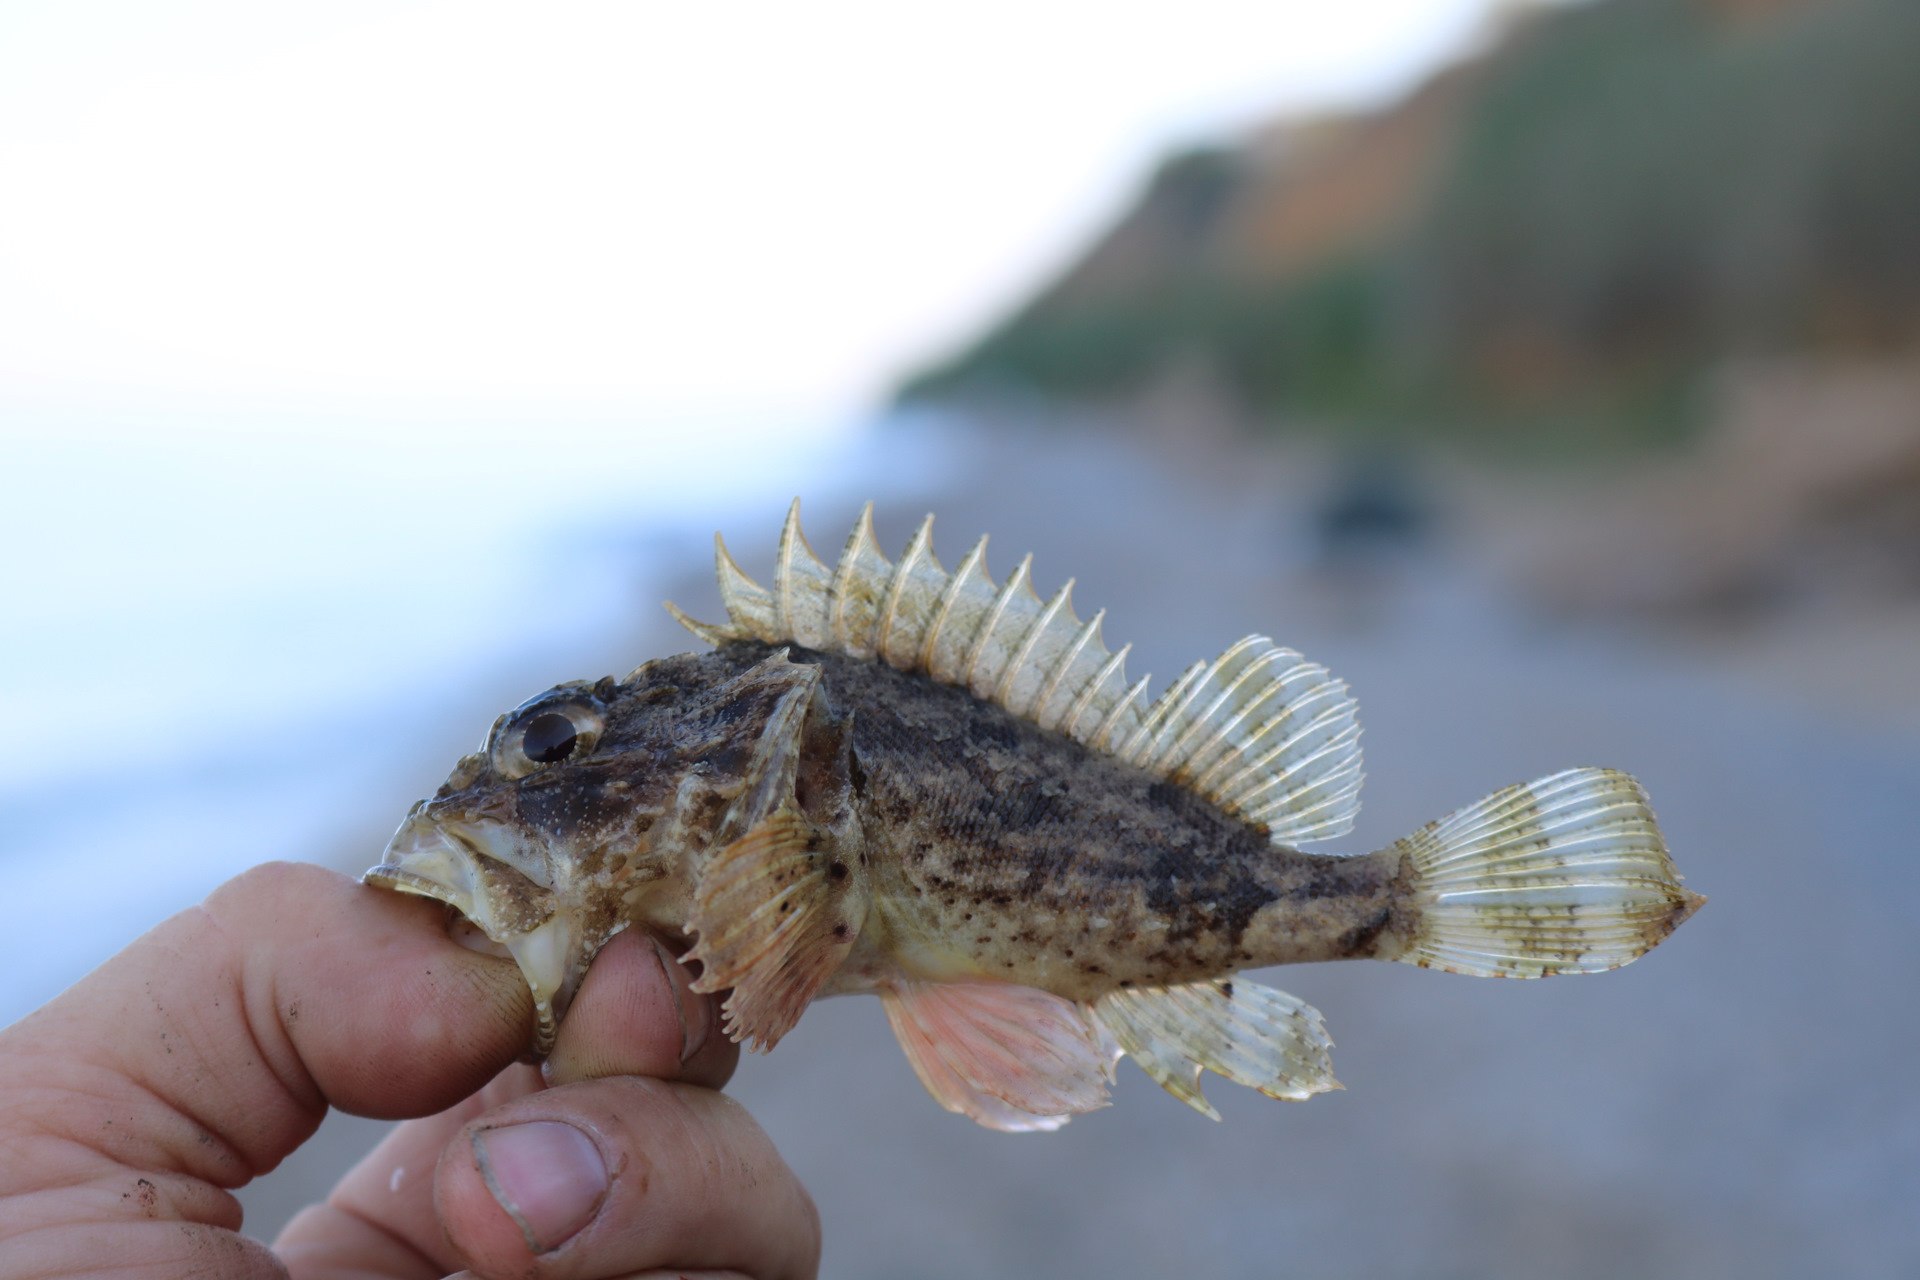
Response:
[[544, 930, 736, 1089], [0, 861, 537, 1277], [275, 1065, 544, 1279], [437, 1077, 819, 1280]]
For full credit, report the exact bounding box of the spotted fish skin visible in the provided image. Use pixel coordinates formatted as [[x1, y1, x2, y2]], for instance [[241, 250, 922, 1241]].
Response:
[[800, 642, 1406, 1001], [367, 501, 1703, 1130]]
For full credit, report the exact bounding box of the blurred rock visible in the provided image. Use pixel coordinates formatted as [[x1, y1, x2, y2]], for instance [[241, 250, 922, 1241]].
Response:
[[1506, 358, 1920, 620]]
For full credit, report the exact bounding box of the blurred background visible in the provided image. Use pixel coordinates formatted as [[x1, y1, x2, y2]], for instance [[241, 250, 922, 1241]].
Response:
[[4, 0, 1917, 1274]]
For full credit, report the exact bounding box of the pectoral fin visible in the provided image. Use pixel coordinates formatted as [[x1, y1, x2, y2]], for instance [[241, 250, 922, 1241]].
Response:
[[684, 809, 863, 1051], [880, 979, 1117, 1132]]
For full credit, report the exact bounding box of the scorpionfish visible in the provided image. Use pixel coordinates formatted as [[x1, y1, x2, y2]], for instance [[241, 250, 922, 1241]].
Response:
[[367, 501, 1704, 1130]]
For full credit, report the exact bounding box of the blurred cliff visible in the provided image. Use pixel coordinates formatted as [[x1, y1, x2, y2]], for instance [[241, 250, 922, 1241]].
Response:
[[900, 0, 1920, 623]]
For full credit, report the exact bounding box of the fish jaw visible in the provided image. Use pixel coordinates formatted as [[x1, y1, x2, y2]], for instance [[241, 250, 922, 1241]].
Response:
[[365, 809, 591, 1054]]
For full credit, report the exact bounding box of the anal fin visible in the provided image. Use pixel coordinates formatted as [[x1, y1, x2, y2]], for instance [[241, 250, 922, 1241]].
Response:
[[685, 809, 862, 1052], [881, 979, 1117, 1132], [1093, 979, 1340, 1119]]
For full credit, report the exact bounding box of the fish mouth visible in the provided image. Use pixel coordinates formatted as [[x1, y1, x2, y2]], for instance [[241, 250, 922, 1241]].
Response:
[[365, 812, 583, 1055]]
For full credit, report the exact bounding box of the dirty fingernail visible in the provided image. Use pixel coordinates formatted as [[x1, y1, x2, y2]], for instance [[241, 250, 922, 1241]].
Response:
[[653, 936, 710, 1064], [471, 1121, 607, 1254]]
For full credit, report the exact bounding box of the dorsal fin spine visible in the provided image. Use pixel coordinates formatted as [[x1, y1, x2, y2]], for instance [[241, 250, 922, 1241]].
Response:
[[773, 500, 802, 640], [827, 503, 882, 657], [875, 514, 937, 667], [775, 500, 830, 647], [1033, 607, 1104, 731], [996, 580, 1074, 712], [1094, 673, 1153, 752], [964, 553, 1033, 693], [1063, 641, 1131, 742], [1124, 660, 1208, 767], [713, 533, 773, 640], [662, 599, 734, 646], [922, 536, 987, 680]]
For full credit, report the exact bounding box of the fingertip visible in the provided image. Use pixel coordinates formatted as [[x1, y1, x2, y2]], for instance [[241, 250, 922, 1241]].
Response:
[[434, 1097, 617, 1267], [544, 930, 736, 1089], [436, 1078, 820, 1280], [205, 862, 537, 1118]]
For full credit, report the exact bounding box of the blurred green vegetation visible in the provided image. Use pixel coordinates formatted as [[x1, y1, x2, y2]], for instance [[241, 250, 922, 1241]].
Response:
[[898, 0, 1920, 451]]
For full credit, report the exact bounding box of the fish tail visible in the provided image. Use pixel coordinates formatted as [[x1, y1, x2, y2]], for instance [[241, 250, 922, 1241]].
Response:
[[1381, 767, 1703, 978]]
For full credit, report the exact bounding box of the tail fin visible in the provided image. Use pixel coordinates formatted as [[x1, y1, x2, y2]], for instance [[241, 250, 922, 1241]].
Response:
[[1385, 768, 1703, 978]]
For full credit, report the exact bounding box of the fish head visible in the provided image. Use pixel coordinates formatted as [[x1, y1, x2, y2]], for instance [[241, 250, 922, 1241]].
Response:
[[365, 650, 818, 1053], [366, 672, 694, 1053]]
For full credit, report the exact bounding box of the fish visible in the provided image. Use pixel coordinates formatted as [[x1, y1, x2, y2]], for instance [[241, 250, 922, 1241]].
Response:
[[366, 500, 1704, 1130]]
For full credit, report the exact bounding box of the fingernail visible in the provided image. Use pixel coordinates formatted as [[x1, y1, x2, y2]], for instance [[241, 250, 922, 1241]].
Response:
[[471, 1121, 607, 1254], [652, 936, 710, 1065]]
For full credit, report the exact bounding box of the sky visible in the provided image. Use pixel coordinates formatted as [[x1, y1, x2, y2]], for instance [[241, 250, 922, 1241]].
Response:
[[0, 0, 1542, 430]]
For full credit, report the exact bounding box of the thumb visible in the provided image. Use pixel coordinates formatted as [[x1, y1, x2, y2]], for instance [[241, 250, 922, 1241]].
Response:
[[274, 927, 743, 1274]]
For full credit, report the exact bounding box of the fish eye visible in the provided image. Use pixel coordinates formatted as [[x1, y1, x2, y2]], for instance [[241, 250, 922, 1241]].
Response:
[[493, 697, 604, 779], [522, 711, 578, 763]]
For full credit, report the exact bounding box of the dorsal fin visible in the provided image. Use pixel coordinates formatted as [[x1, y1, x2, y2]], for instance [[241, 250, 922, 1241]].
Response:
[[666, 499, 1364, 845]]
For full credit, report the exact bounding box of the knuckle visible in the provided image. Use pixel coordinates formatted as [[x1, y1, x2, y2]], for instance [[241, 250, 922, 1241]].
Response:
[[206, 860, 344, 919]]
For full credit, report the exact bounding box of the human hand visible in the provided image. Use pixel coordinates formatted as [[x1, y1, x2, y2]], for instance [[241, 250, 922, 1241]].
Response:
[[0, 861, 819, 1278]]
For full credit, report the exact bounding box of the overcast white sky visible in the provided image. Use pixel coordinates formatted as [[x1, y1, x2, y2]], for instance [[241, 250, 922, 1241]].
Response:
[[0, 1, 1534, 428]]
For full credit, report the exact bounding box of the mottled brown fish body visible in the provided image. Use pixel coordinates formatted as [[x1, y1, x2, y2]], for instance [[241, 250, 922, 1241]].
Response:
[[806, 644, 1408, 1001]]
